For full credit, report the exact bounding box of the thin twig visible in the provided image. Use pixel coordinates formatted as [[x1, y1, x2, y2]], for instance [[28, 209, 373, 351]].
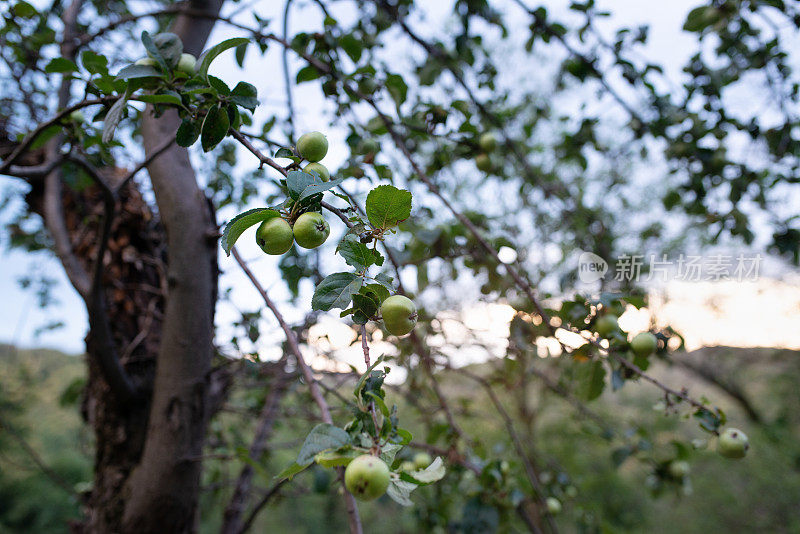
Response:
[[231, 246, 363, 534]]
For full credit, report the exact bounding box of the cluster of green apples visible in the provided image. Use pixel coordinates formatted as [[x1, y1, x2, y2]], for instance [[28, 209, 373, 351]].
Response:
[[475, 132, 498, 173], [255, 132, 333, 255], [594, 313, 659, 358], [344, 451, 433, 502], [596, 314, 751, 460], [298, 131, 331, 182]]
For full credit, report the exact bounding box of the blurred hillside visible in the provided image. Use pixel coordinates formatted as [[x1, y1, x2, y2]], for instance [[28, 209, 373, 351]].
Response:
[[1, 344, 799, 533]]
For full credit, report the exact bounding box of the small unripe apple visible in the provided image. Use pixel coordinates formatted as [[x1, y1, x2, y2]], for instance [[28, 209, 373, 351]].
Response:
[[304, 162, 330, 182], [69, 110, 85, 123], [595, 314, 619, 337], [400, 461, 416, 473], [545, 497, 561, 515], [292, 212, 330, 249], [717, 428, 749, 459], [358, 138, 380, 155], [344, 454, 390, 501], [380, 295, 417, 336], [255, 217, 293, 255], [297, 131, 328, 162], [412, 452, 432, 470], [668, 460, 690, 479], [630, 332, 657, 357], [176, 53, 196, 75], [565, 485, 578, 498], [478, 132, 498, 152], [475, 153, 491, 172]]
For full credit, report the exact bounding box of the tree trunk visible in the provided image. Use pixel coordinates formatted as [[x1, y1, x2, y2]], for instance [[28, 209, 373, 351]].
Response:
[[121, 4, 223, 531]]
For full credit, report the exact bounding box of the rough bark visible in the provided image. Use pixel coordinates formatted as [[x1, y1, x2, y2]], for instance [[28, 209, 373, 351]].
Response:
[[23, 176, 166, 534]]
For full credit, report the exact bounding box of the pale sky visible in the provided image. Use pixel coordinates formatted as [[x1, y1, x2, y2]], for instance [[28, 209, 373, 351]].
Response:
[[1, 0, 796, 361]]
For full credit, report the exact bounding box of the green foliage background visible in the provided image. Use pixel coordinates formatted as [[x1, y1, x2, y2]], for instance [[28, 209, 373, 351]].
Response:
[[2, 344, 798, 533]]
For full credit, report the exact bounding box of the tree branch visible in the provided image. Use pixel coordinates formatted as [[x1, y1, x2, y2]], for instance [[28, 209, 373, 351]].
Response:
[[231, 246, 363, 534]]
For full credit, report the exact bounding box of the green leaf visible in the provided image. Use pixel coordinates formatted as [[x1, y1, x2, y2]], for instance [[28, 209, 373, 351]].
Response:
[[401, 457, 446, 485], [197, 37, 250, 80], [220, 208, 280, 255], [115, 64, 161, 80], [275, 147, 295, 159], [135, 91, 182, 106], [30, 125, 61, 150], [351, 293, 380, 325], [365, 185, 412, 230], [201, 105, 230, 152], [230, 81, 259, 111], [364, 391, 390, 417], [683, 6, 718, 33], [176, 119, 201, 147], [385, 73, 408, 107], [337, 235, 384, 270], [353, 355, 386, 398], [11, 1, 37, 18], [379, 442, 403, 466], [395, 428, 413, 445], [361, 283, 390, 303], [287, 170, 344, 201], [577, 360, 606, 401], [372, 273, 394, 291], [275, 461, 309, 481], [296, 65, 321, 83], [297, 177, 345, 203], [314, 449, 359, 468], [297, 423, 350, 465], [141, 31, 167, 70], [386, 479, 417, 506], [208, 75, 230, 96], [235, 42, 248, 67], [102, 89, 130, 144], [152, 32, 183, 67], [286, 170, 318, 200], [339, 34, 363, 63], [45, 57, 78, 73], [311, 272, 363, 311], [81, 50, 108, 75]]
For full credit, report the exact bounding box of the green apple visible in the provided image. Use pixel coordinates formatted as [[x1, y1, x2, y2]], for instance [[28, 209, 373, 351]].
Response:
[[717, 428, 749, 459], [630, 332, 657, 357], [255, 217, 293, 255], [358, 138, 380, 155], [400, 461, 416, 473], [595, 314, 619, 337], [344, 454, 390, 501], [546, 497, 561, 515], [565, 485, 578, 498], [69, 110, 85, 123], [380, 295, 417, 336], [478, 132, 498, 152], [412, 452, 432, 470], [292, 212, 330, 249], [176, 53, 196, 75], [475, 153, 492, 173], [668, 460, 690, 479], [304, 162, 330, 182], [297, 131, 328, 162]]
